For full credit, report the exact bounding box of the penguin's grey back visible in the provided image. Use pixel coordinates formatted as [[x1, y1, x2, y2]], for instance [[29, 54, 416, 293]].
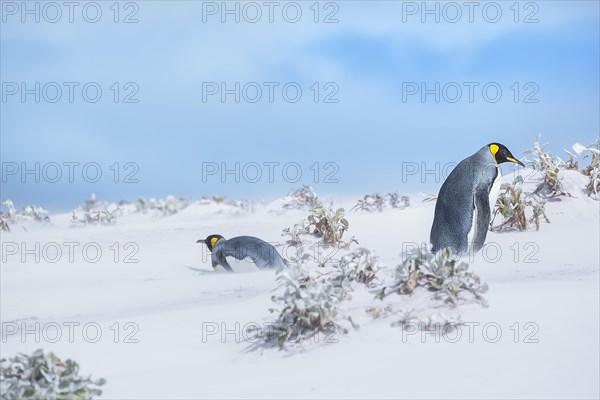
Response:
[[213, 236, 286, 270], [430, 146, 498, 255]]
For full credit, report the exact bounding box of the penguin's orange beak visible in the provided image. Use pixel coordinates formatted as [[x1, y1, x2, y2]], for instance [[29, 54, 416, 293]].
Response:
[[506, 157, 525, 167]]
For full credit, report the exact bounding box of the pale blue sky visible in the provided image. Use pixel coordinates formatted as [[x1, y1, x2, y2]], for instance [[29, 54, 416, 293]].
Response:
[[1, 1, 599, 211]]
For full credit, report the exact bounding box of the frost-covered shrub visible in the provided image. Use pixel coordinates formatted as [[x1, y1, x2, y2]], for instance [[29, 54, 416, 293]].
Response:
[[491, 176, 549, 231], [281, 219, 312, 250], [419, 193, 438, 203], [387, 193, 410, 209], [223, 198, 255, 213], [367, 306, 463, 337], [262, 259, 356, 349], [281, 185, 321, 210], [281, 207, 356, 270], [71, 194, 118, 226], [1, 199, 50, 227], [265, 210, 380, 348], [563, 149, 580, 171], [71, 208, 119, 226], [306, 206, 351, 245], [390, 311, 463, 333], [281, 206, 356, 268], [133, 195, 192, 215], [198, 196, 255, 214], [132, 195, 251, 216], [365, 304, 398, 319], [282, 205, 354, 249], [575, 137, 600, 198], [351, 193, 410, 213], [0, 214, 10, 232], [0, 349, 106, 400], [2, 199, 49, 222], [338, 247, 381, 287], [72, 194, 213, 225], [71, 196, 119, 226], [21, 205, 50, 222], [1, 199, 18, 218], [381, 247, 488, 307], [524, 135, 571, 197]]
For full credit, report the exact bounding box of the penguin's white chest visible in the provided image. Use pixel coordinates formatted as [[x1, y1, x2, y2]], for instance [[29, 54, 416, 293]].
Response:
[[489, 167, 502, 212], [466, 167, 502, 253]]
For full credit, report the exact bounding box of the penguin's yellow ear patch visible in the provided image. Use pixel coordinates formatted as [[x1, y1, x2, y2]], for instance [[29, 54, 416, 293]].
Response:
[[490, 144, 500, 157], [210, 237, 220, 248]]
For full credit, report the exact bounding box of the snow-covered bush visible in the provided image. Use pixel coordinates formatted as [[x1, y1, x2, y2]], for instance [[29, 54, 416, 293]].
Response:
[[281, 185, 321, 210], [133, 195, 193, 215], [564, 149, 580, 171], [264, 208, 382, 348], [1, 199, 50, 228], [260, 249, 377, 349], [71, 195, 119, 226], [2, 199, 19, 219], [306, 206, 351, 245], [574, 137, 600, 198], [262, 259, 356, 349], [381, 247, 488, 307], [338, 247, 381, 287], [0, 349, 106, 400], [351, 193, 410, 213], [367, 306, 463, 337], [71, 194, 210, 225], [365, 304, 398, 319], [22, 205, 50, 222], [222, 198, 255, 214], [491, 176, 549, 231], [2, 199, 50, 222], [0, 214, 10, 232], [390, 311, 463, 333], [72, 208, 119, 226], [281, 218, 312, 250], [282, 205, 354, 249], [132, 195, 252, 216], [281, 205, 357, 268], [419, 193, 438, 203], [197, 196, 255, 214], [524, 135, 571, 197]]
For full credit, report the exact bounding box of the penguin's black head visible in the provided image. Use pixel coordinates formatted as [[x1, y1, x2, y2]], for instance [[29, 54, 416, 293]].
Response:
[[197, 234, 225, 252], [488, 143, 525, 167]]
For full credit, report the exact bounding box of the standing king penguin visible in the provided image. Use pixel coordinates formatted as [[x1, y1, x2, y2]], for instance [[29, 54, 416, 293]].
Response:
[[197, 234, 287, 272], [430, 143, 525, 256]]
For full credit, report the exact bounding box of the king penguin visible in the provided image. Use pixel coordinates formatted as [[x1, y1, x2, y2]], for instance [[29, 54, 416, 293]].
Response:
[[430, 143, 525, 256], [197, 234, 287, 272]]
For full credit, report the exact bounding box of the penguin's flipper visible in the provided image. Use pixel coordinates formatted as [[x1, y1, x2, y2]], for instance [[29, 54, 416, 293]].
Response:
[[472, 186, 492, 253], [212, 252, 234, 272]]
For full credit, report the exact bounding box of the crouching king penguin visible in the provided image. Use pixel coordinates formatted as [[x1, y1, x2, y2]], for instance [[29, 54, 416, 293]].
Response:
[[197, 234, 287, 272], [430, 143, 525, 256]]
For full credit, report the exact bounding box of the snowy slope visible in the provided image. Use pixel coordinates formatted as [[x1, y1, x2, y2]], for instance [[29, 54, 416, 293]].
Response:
[[1, 169, 598, 399]]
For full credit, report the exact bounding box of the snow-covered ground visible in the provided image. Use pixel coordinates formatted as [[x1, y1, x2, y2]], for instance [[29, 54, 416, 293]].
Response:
[[1, 169, 599, 399]]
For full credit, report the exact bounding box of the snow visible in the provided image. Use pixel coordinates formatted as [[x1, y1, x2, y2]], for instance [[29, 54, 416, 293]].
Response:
[[1, 169, 598, 399]]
